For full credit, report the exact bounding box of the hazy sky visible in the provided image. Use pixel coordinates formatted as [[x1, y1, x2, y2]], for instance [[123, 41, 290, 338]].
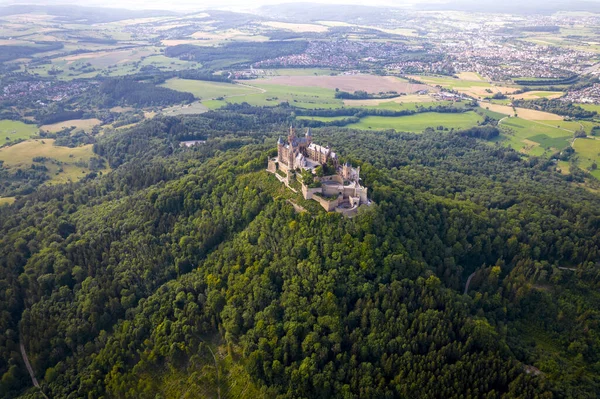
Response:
[[0, 0, 595, 12], [0, 0, 439, 11]]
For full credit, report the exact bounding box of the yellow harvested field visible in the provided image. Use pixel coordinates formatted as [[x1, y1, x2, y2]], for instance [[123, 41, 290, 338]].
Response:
[[110, 106, 134, 113], [41, 118, 102, 133], [190, 29, 269, 43], [0, 139, 94, 166], [510, 91, 563, 100], [252, 75, 434, 94], [457, 72, 485, 81], [343, 94, 436, 106], [483, 102, 563, 120], [0, 197, 15, 206], [261, 21, 329, 32], [161, 39, 202, 46], [61, 48, 154, 66]]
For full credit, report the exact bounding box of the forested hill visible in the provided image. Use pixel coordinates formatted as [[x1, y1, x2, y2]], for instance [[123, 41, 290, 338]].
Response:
[[1, 107, 599, 398]]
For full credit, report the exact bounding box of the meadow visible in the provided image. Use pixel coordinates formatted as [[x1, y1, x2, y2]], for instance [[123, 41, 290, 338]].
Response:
[[572, 138, 600, 179], [160, 78, 263, 100], [345, 111, 484, 132], [497, 117, 575, 156], [203, 83, 344, 109], [297, 116, 351, 122], [40, 118, 102, 133], [0, 120, 39, 144], [0, 139, 101, 184]]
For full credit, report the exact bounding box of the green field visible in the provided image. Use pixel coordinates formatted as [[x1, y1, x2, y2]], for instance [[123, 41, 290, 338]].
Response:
[[0, 139, 105, 184], [573, 138, 600, 179], [203, 83, 343, 109], [297, 116, 350, 122], [578, 103, 600, 113], [345, 111, 484, 132], [415, 75, 491, 88], [161, 78, 263, 100], [0, 120, 39, 144], [497, 117, 576, 156]]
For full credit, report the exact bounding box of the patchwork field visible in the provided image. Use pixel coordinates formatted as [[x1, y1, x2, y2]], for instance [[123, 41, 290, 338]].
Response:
[[251, 75, 432, 94], [345, 111, 484, 132], [481, 102, 564, 121], [40, 118, 102, 133], [0, 120, 39, 144], [410, 75, 519, 98], [161, 78, 263, 100], [0, 139, 100, 184], [510, 91, 563, 100]]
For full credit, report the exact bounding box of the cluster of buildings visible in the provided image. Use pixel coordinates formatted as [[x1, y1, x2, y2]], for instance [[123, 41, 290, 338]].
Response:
[[255, 40, 425, 69], [562, 83, 600, 104], [267, 126, 370, 216], [0, 80, 93, 104]]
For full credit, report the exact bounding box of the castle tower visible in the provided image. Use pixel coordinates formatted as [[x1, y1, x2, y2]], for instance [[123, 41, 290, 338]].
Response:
[[277, 136, 284, 162], [288, 124, 296, 144], [305, 128, 312, 145]]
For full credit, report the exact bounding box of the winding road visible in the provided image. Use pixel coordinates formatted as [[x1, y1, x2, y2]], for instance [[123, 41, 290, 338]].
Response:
[[464, 272, 476, 295], [20, 341, 49, 398]]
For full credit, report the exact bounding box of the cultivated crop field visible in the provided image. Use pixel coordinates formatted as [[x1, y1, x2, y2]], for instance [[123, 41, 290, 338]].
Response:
[[411, 75, 519, 98], [0, 120, 39, 144], [345, 111, 484, 132], [510, 91, 563, 100], [482, 102, 564, 121]]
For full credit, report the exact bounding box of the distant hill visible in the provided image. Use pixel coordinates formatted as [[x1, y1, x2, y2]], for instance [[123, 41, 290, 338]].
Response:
[[0, 4, 175, 23]]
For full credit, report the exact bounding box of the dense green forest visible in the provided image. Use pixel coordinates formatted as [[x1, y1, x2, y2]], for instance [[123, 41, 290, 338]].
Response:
[[1, 105, 599, 398]]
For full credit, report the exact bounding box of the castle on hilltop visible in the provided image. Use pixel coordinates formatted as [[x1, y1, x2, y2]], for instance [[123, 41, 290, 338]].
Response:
[[267, 126, 370, 216]]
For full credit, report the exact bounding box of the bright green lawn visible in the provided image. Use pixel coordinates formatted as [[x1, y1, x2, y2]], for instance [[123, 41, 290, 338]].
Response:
[[161, 78, 262, 100], [345, 111, 484, 132], [0, 120, 39, 144]]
